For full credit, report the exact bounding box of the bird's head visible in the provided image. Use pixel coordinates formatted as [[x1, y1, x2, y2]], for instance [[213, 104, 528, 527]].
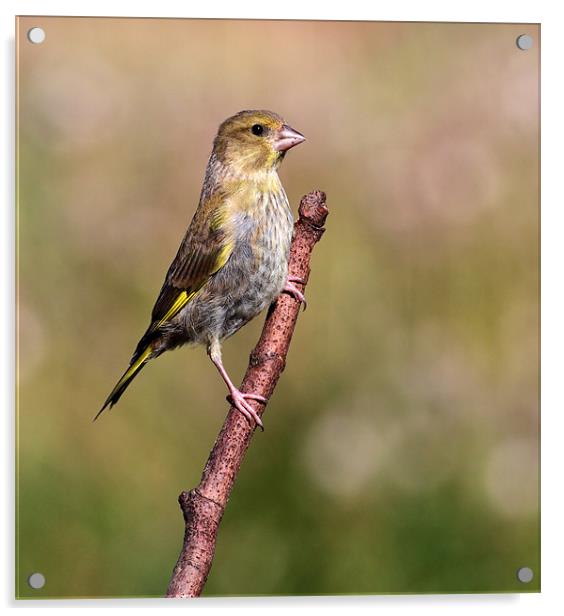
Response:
[[213, 110, 305, 176]]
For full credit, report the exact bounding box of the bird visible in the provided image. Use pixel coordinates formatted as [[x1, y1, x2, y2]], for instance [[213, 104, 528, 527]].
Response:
[[96, 110, 306, 428]]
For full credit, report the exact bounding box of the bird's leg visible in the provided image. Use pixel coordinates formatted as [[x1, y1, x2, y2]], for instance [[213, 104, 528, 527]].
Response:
[[208, 339, 266, 430], [283, 275, 307, 309]]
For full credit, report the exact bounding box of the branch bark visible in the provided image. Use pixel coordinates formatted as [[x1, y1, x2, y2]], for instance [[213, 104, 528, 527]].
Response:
[[165, 190, 328, 598]]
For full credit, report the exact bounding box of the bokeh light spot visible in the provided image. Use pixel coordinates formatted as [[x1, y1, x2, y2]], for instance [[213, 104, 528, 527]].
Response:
[[484, 437, 538, 518]]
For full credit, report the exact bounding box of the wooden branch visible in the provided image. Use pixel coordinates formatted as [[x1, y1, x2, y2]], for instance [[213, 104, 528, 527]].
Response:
[[165, 190, 328, 598]]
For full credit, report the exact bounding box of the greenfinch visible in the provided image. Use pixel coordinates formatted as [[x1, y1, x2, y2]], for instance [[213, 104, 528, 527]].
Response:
[[97, 110, 306, 427]]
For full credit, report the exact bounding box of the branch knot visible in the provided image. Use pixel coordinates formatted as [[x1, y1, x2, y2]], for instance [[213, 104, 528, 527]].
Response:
[[249, 350, 286, 370]]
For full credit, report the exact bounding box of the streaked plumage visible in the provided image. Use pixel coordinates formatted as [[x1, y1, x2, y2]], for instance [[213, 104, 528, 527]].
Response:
[[97, 110, 306, 426]]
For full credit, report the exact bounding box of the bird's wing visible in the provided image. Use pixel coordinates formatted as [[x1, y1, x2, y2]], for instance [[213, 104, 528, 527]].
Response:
[[98, 188, 236, 418], [149, 190, 234, 330]]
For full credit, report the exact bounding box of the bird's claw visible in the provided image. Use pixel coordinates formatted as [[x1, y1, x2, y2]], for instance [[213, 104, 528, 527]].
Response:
[[226, 389, 266, 430], [283, 277, 307, 310]]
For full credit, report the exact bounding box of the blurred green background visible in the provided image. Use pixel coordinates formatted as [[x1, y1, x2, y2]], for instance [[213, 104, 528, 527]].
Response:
[[16, 17, 539, 598]]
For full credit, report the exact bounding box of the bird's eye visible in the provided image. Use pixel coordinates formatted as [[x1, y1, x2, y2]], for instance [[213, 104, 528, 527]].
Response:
[[251, 124, 264, 136]]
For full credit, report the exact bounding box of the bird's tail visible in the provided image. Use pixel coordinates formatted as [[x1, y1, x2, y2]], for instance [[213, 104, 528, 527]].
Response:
[[94, 344, 153, 421]]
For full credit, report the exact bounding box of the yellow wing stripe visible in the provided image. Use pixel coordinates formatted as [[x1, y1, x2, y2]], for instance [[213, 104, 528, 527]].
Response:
[[154, 240, 234, 330], [114, 344, 152, 393], [155, 290, 195, 329], [215, 241, 233, 271]]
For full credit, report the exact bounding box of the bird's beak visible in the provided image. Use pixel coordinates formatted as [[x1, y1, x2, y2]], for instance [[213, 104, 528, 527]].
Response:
[[273, 124, 306, 152]]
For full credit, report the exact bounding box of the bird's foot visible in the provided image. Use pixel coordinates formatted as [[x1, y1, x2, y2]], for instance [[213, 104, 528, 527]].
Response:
[[283, 276, 307, 310], [227, 389, 267, 430]]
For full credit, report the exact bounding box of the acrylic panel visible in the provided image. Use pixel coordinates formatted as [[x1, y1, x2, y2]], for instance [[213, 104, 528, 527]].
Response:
[[16, 17, 540, 598]]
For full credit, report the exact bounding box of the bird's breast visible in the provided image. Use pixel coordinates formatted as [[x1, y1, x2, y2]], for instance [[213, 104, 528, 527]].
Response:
[[233, 187, 293, 293], [214, 185, 294, 338]]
